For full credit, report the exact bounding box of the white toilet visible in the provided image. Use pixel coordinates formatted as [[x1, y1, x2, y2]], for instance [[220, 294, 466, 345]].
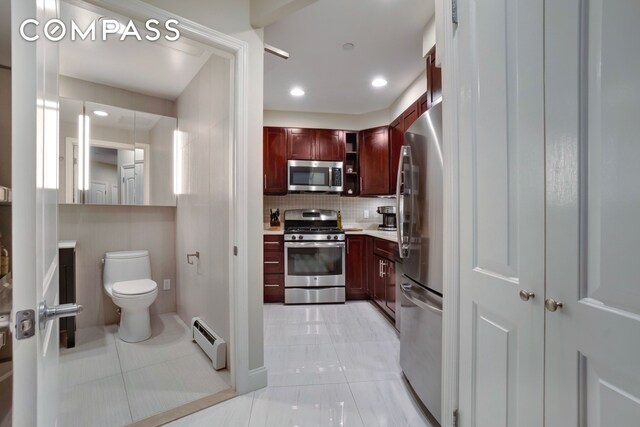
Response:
[[103, 250, 158, 342]]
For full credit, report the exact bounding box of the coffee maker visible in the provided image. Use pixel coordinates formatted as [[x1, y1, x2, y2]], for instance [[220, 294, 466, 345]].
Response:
[[376, 206, 397, 231]]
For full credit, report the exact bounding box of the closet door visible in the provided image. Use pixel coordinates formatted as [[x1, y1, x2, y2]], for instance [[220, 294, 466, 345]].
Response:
[[545, 0, 640, 425], [456, 0, 545, 425]]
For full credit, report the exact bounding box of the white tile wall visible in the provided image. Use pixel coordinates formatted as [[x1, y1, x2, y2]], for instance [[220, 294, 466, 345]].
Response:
[[264, 194, 396, 225]]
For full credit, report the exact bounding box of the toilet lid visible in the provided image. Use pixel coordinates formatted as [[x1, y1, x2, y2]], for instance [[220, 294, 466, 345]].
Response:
[[112, 279, 157, 296]]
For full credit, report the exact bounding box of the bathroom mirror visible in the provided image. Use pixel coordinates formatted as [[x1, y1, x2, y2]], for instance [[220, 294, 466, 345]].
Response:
[[58, 98, 178, 206]]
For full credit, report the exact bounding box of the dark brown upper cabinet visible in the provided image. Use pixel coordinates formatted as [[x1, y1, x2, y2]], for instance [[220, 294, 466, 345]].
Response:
[[426, 46, 442, 108], [359, 126, 390, 195], [403, 101, 419, 131], [315, 129, 344, 161], [288, 128, 315, 160], [263, 127, 288, 195], [389, 116, 404, 195], [287, 128, 345, 161]]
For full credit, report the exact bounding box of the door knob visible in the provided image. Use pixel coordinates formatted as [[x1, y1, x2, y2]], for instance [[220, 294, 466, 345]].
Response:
[[545, 298, 563, 312], [39, 301, 83, 330], [519, 290, 535, 301]]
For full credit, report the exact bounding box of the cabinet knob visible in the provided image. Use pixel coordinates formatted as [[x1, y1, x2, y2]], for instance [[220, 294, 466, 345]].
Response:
[[519, 290, 535, 302], [545, 298, 564, 312]]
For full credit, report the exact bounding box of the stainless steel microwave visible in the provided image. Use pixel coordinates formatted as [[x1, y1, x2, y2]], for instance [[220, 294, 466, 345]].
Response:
[[287, 160, 343, 193]]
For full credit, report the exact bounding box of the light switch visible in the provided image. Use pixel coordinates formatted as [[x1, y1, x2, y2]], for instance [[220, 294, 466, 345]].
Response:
[[163, 279, 171, 290]]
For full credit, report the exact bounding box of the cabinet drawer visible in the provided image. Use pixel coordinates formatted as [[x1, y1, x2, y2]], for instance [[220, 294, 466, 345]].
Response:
[[264, 274, 284, 303], [373, 238, 398, 261], [264, 235, 284, 252], [264, 251, 284, 274]]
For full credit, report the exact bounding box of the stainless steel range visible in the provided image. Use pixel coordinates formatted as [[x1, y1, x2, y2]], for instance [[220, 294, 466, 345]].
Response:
[[283, 209, 346, 304]]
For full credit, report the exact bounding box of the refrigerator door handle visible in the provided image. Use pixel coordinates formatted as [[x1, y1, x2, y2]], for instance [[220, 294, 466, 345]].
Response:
[[396, 146, 413, 258], [400, 283, 443, 315]]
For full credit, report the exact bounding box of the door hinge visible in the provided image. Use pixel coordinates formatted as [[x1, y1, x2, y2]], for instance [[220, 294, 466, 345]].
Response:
[[233, 246, 238, 256], [453, 409, 459, 427], [452, 0, 459, 24]]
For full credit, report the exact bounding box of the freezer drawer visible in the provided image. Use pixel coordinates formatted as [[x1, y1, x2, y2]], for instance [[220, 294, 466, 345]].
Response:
[[399, 280, 443, 424]]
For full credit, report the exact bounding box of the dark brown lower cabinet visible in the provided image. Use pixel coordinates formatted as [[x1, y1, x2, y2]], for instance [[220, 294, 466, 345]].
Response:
[[59, 246, 76, 348], [264, 235, 285, 303], [345, 236, 368, 300], [369, 238, 398, 320]]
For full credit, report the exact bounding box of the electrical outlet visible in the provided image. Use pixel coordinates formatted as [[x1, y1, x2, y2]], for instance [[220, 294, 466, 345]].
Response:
[[163, 279, 171, 290], [364, 209, 369, 219]]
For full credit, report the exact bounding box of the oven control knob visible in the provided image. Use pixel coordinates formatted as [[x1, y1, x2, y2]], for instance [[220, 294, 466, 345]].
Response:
[[327, 235, 331, 240], [299, 235, 304, 240], [334, 235, 339, 240], [292, 236, 296, 240]]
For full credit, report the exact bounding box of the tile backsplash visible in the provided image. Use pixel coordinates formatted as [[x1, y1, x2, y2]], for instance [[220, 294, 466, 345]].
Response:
[[264, 194, 396, 225]]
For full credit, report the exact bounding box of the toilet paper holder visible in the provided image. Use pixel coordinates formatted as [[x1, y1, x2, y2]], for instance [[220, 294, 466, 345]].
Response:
[[187, 252, 200, 265]]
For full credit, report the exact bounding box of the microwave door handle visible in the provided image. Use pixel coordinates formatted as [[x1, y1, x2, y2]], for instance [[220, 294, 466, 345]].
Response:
[[328, 167, 333, 188]]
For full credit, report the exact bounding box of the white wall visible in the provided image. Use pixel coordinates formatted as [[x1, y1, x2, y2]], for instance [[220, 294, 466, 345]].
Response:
[[176, 53, 232, 363], [389, 72, 428, 120], [263, 108, 390, 131], [134, 0, 266, 374], [423, 15, 436, 57], [58, 205, 177, 329]]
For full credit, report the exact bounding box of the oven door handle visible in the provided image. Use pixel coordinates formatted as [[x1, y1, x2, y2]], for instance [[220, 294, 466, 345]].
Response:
[[285, 242, 346, 248]]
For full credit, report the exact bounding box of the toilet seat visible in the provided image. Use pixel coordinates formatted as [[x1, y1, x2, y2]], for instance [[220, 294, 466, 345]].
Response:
[[112, 279, 157, 297]]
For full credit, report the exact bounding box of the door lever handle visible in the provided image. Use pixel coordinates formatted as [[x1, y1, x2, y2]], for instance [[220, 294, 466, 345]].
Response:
[[39, 302, 83, 330]]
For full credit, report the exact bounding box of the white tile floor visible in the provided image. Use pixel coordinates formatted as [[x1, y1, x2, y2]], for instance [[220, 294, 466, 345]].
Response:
[[169, 302, 435, 427], [58, 313, 231, 426]]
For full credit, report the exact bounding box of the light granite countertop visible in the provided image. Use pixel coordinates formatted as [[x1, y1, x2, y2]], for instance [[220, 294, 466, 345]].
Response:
[[263, 224, 398, 243]]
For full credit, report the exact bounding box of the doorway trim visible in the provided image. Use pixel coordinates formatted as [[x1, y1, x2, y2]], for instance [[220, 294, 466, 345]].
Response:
[[72, 0, 258, 395], [439, 1, 462, 426]]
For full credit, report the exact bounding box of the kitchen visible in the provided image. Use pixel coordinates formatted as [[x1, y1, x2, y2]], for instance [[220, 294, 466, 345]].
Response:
[[260, 0, 443, 424]]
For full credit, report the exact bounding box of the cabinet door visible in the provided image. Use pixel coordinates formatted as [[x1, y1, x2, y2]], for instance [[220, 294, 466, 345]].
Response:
[[402, 101, 419, 131], [389, 116, 404, 195], [456, 0, 545, 424], [373, 255, 386, 308], [360, 127, 390, 195], [263, 127, 287, 194], [263, 274, 284, 303], [384, 260, 396, 315], [366, 237, 375, 296], [315, 129, 344, 161], [345, 236, 367, 300], [287, 128, 315, 160], [426, 47, 442, 107]]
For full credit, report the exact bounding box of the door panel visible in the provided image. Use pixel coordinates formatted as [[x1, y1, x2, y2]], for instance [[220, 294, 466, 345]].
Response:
[[457, 0, 545, 425], [12, 0, 61, 425], [359, 127, 389, 195], [545, 0, 640, 424], [345, 236, 367, 300], [263, 127, 287, 194], [315, 129, 343, 161], [287, 128, 314, 160]]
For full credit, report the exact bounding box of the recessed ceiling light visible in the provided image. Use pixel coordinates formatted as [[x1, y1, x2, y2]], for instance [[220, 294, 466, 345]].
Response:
[[342, 43, 355, 50], [371, 78, 388, 88], [93, 110, 109, 117], [290, 87, 305, 97]]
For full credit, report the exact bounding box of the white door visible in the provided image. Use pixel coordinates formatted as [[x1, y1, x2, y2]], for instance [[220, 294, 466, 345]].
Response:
[[121, 165, 135, 204], [456, 0, 546, 425], [545, 0, 640, 425], [11, 0, 67, 425], [89, 181, 108, 204]]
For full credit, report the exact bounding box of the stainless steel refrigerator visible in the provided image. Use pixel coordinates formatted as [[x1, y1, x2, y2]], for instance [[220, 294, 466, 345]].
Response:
[[396, 101, 443, 424]]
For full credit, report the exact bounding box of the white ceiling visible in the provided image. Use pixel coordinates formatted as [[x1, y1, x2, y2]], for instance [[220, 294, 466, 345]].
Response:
[[59, 2, 215, 100], [264, 0, 434, 114]]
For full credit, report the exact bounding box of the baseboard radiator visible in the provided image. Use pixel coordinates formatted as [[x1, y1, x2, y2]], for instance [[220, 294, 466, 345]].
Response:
[[191, 317, 226, 370]]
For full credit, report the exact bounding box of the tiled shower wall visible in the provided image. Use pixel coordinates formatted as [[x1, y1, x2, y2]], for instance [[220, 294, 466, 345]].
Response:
[[264, 194, 396, 225]]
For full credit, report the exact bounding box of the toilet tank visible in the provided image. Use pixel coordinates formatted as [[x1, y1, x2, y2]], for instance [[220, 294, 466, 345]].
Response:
[[103, 250, 152, 292]]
